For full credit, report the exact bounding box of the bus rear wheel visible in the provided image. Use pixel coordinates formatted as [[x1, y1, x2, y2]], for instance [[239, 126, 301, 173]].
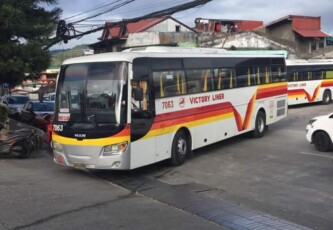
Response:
[[251, 111, 266, 138], [313, 131, 332, 152], [170, 130, 189, 166], [322, 90, 331, 105]]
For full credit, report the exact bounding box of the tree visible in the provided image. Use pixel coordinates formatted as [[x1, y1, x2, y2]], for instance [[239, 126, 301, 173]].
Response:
[[0, 0, 61, 87]]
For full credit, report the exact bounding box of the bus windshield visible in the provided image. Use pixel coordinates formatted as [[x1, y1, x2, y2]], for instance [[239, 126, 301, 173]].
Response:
[[56, 62, 128, 125]]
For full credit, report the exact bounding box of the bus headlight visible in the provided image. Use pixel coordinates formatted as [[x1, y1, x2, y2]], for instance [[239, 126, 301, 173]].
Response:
[[102, 142, 128, 156], [52, 141, 63, 152]]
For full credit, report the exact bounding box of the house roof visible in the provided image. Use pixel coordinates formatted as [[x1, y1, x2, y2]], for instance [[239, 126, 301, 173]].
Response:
[[101, 18, 167, 40], [101, 16, 197, 41], [265, 14, 329, 38], [293, 29, 328, 38], [266, 15, 321, 28]]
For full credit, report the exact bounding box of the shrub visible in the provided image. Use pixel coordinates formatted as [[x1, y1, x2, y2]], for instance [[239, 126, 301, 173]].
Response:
[[0, 104, 8, 123]]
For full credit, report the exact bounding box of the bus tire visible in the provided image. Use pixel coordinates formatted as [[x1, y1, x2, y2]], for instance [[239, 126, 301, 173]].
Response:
[[170, 130, 189, 166], [313, 131, 332, 152], [322, 90, 331, 105], [251, 111, 266, 138]]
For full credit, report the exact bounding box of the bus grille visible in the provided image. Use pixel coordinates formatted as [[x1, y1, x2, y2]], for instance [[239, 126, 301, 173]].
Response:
[[277, 99, 286, 117]]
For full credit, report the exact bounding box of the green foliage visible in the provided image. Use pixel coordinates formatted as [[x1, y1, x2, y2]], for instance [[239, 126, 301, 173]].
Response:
[[0, 104, 8, 123], [51, 45, 89, 67], [0, 0, 62, 87]]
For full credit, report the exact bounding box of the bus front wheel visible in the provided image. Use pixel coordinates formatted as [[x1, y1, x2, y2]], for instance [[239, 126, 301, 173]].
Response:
[[170, 130, 189, 166], [322, 90, 331, 105], [251, 111, 266, 138]]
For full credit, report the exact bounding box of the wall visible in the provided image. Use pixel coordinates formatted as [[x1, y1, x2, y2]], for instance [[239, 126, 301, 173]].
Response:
[[267, 22, 295, 41], [126, 32, 197, 47], [146, 18, 194, 33]]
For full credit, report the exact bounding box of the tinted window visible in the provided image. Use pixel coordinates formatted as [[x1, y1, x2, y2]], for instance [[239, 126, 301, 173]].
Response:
[[33, 102, 54, 111], [9, 96, 29, 104]]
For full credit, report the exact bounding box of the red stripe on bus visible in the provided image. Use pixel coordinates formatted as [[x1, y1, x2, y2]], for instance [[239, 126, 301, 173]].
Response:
[[242, 95, 256, 130], [114, 124, 131, 137], [153, 101, 251, 132], [257, 86, 287, 99], [152, 84, 286, 132], [152, 102, 234, 130], [288, 86, 320, 102], [321, 81, 333, 87]]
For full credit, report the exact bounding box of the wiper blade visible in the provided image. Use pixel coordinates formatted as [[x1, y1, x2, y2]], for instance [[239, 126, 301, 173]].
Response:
[[87, 114, 98, 128]]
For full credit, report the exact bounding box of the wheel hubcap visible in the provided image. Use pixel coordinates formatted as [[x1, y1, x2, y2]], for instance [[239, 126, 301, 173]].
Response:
[[258, 118, 265, 133], [177, 138, 187, 157]]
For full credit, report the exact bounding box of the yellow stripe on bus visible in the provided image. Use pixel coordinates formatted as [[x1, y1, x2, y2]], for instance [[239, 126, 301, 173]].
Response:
[[258, 82, 287, 89], [52, 134, 130, 146], [141, 112, 235, 140]]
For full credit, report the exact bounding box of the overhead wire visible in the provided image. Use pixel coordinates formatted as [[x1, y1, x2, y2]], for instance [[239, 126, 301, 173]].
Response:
[[63, 0, 125, 22], [68, 0, 189, 24], [68, 0, 135, 25], [45, 0, 213, 49]]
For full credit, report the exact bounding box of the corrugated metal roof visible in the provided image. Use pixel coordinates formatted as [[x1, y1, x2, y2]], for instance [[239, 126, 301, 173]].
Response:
[[293, 29, 328, 37], [266, 15, 321, 29], [106, 18, 167, 39]]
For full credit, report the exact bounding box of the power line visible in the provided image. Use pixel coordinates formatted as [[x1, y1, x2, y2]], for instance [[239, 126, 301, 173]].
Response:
[[69, 0, 135, 25], [45, 0, 213, 50], [64, 0, 124, 22]]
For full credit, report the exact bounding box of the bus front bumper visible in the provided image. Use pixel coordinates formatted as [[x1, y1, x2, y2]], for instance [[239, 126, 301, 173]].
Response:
[[52, 142, 131, 170]]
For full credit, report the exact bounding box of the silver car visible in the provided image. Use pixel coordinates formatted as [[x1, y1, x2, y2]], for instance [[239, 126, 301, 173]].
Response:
[[0, 95, 30, 119]]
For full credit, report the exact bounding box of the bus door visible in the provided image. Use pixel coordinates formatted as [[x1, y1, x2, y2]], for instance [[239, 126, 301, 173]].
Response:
[[130, 80, 156, 168]]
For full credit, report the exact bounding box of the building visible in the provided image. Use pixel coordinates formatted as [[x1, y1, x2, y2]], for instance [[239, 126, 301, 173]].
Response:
[[195, 18, 263, 33], [264, 15, 329, 57], [90, 16, 198, 53]]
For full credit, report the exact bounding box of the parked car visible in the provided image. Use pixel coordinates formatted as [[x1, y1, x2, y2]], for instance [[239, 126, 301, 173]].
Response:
[[20, 101, 54, 131], [306, 113, 333, 152], [43, 92, 55, 102], [0, 94, 30, 119]]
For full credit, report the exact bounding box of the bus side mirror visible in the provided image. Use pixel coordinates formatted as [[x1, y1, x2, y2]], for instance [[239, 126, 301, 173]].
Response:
[[133, 88, 143, 101]]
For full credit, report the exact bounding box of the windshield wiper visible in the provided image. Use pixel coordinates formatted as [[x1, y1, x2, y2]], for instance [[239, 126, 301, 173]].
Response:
[[87, 114, 98, 128]]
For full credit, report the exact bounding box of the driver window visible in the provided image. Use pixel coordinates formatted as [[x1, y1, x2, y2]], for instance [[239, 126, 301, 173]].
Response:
[[131, 80, 149, 111]]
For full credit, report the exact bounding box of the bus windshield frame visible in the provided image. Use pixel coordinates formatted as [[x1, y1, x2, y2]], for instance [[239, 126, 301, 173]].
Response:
[[55, 61, 128, 127]]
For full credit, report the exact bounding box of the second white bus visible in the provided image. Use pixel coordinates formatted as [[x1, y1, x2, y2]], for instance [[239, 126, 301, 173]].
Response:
[[286, 59, 333, 106]]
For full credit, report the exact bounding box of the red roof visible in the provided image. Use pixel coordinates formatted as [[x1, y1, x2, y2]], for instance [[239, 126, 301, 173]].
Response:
[[105, 18, 167, 40], [293, 29, 328, 38]]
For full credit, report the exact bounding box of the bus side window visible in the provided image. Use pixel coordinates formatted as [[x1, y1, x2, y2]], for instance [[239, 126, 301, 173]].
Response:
[[153, 72, 163, 98], [235, 67, 248, 87], [153, 71, 186, 98], [186, 70, 203, 94], [272, 66, 285, 82], [312, 71, 322, 80], [202, 69, 213, 92], [176, 71, 187, 95], [164, 76, 178, 97], [326, 70, 333, 79]]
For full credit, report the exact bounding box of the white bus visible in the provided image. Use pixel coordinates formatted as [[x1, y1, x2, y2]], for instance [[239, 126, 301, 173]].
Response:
[[51, 47, 287, 170], [286, 59, 333, 106]]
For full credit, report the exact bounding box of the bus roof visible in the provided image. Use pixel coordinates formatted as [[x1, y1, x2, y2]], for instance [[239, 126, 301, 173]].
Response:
[[62, 47, 286, 65], [286, 59, 333, 66]]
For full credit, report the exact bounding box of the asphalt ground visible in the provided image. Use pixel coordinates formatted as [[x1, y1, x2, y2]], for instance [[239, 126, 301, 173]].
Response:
[[1, 120, 224, 230], [95, 102, 333, 230], [2, 103, 333, 229]]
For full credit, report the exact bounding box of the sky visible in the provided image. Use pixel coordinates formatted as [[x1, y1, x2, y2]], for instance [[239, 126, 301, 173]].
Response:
[[49, 0, 333, 50]]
